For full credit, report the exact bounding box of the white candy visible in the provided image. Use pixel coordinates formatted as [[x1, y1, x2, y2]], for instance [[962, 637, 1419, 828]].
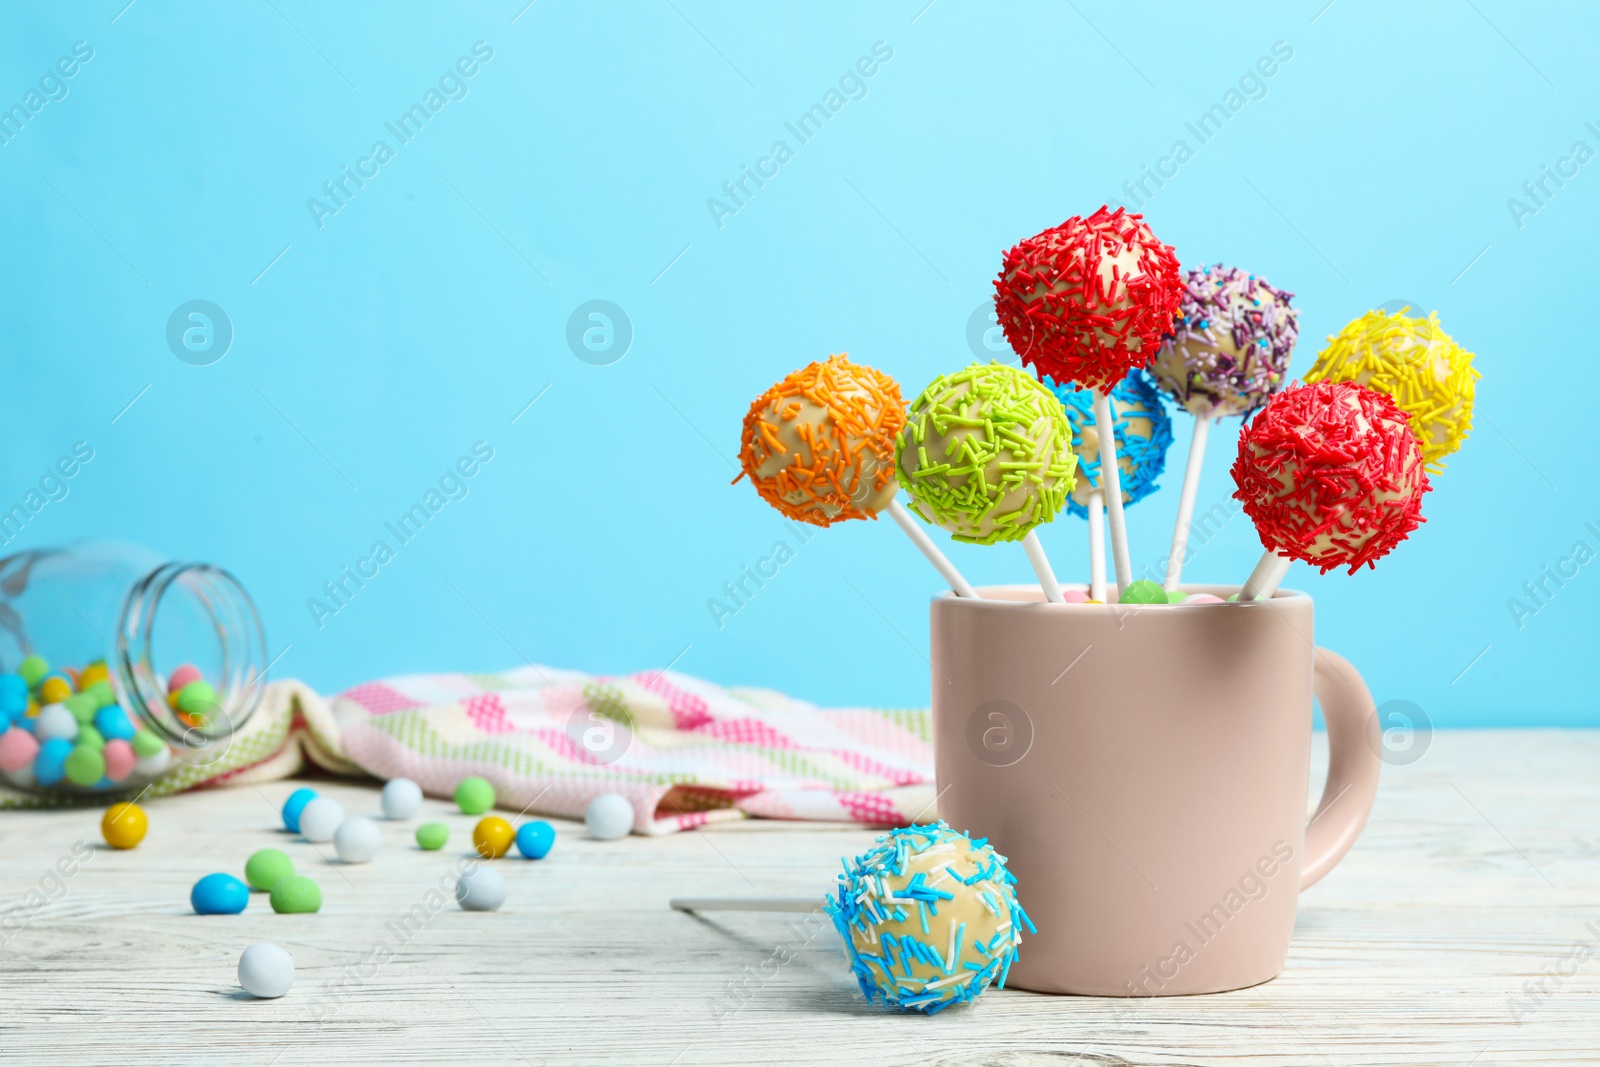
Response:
[[2, 761, 35, 788], [333, 816, 381, 863], [238, 942, 295, 998], [34, 704, 77, 742], [455, 865, 506, 912], [585, 794, 633, 841], [133, 745, 172, 779], [381, 777, 422, 820], [297, 797, 345, 842]]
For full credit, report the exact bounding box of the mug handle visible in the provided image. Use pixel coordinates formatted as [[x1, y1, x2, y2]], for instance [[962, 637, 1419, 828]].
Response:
[[1300, 647, 1383, 891]]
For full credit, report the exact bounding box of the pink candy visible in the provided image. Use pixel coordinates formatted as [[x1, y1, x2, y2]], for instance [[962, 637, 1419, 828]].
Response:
[[102, 739, 137, 782], [1181, 593, 1226, 604], [1060, 589, 1091, 604], [167, 664, 202, 694], [0, 726, 40, 773]]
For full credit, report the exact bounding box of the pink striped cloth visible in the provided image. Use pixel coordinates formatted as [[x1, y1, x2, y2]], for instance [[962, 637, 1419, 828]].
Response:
[[331, 665, 936, 835]]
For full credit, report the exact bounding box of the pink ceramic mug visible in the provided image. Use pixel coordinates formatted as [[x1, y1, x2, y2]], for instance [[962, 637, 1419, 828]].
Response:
[[930, 584, 1382, 996]]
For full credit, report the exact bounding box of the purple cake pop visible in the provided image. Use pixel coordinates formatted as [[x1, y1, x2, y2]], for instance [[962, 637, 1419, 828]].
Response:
[[1149, 265, 1298, 418]]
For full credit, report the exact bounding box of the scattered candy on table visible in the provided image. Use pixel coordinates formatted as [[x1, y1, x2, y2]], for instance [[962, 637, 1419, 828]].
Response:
[[585, 794, 633, 841], [269, 875, 323, 914], [238, 942, 295, 999], [415, 823, 449, 851], [455, 865, 506, 912], [297, 797, 345, 843], [515, 820, 556, 860], [333, 817, 381, 863], [102, 802, 148, 849], [245, 848, 295, 892], [472, 816, 514, 859], [281, 787, 319, 832], [454, 776, 494, 815], [192, 873, 250, 915], [380, 777, 422, 820]]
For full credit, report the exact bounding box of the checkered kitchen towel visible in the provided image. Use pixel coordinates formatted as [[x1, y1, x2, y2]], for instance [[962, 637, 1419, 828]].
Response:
[[4, 666, 937, 833]]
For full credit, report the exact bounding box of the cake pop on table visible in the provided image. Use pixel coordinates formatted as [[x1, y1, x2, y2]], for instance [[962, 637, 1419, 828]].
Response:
[[896, 362, 1077, 601], [1047, 368, 1173, 600], [994, 206, 1183, 594], [1150, 265, 1298, 590], [1232, 379, 1430, 600], [737, 354, 977, 598]]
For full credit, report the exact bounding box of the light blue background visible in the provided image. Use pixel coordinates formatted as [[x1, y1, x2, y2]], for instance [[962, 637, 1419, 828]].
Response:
[[0, 1, 1594, 726]]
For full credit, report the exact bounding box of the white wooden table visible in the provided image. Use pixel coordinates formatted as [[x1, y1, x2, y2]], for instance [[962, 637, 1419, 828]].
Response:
[[2, 730, 1596, 1066]]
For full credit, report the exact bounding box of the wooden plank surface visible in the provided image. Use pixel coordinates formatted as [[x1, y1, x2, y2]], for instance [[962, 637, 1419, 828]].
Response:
[[1, 730, 1597, 1066]]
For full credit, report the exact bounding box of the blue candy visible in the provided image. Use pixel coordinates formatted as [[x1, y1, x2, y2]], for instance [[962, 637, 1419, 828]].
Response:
[[191, 873, 250, 915], [515, 820, 556, 860], [34, 737, 73, 786], [94, 705, 136, 742], [281, 787, 319, 833], [0, 673, 27, 715]]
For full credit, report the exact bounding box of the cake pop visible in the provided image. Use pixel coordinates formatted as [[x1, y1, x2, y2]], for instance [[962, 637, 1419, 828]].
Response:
[[897, 362, 1077, 600], [1047, 369, 1173, 599], [993, 207, 1183, 595], [1152, 265, 1299, 590], [1303, 307, 1478, 473], [738, 354, 977, 597], [671, 821, 1032, 1015], [1232, 380, 1430, 599]]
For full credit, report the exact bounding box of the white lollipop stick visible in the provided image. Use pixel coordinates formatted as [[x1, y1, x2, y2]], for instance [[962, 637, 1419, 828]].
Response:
[[1087, 489, 1106, 602], [1092, 389, 1133, 593], [886, 498, 978, 599], [1164, 416, 1211, 591], [1240, 550, 1292, 601], [1022, 529, 1063, 603], [671, 897, 818, 914]]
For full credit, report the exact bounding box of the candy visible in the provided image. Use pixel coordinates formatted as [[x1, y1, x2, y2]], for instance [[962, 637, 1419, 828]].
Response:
[[192, 873, 250, 915], [64, 692, 99, 722], [1304, 307, 1478, 473], [270, 875, 323, 914], [102, 739, 136, 782], [736, 354, 905, 526], [238, 943, 295, 999], [415, 823, 449, 851], [297, 797, 345, 842], [0, 726, 40, 772], [76, 724, 105, 750], [37, 674, 72, 705], [993, 206, 1184, 392], [0, 673, 30, 715], [896, 362, 1077, 544], [175, 680, 216, 721], [78, 662, 109, 690], [1059, 589, 1091, 604], [380, 777, 422, 820], [34, 738, 72, 786], [1047, 368, 1173, 518], [94, 705, 135, 742], [281, 787, 319, 832], [1232, 381, 1430, 573], [333, 817, 382, 863], [454, 776, 495, 815], [131, 729, 165, 758], [18, 655, 49, 688], [586, 794, 634, 841], [515, 820, 556, 860], [1181, 593, 1226, 604], [245, 848, 295, 891], [86, 680, 116, 709], [1151, 265, 1298, 418], [64, 744, 105, 786], [101, 802, 147, 849], [167, 663, 202, 694], [133, 744, 171, 779], [33, 704, 77, 742], [825, 821, 1033, 1014], [1119, 579, 1168, 604], [473, 816, 514, 859], [455, 865, 506, 912]]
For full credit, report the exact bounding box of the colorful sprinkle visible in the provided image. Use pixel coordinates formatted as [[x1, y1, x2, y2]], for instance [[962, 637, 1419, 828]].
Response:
[[1150, 264, 1298, 418], [1046, 367, 1172, 518]]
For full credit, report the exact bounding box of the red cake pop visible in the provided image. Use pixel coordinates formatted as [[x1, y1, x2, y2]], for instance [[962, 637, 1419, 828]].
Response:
[[1232, 380, 1429, 588], [993, 206, 1184, 393]]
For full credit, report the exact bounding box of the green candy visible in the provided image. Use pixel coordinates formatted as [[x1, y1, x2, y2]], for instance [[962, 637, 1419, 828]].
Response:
[[87, 680, 116, 709], [130, 729, 165, 758], [176, 681, 217, 718], [245, 848, 295, 892], [269, 875, 322, 914], [415, 823, 449, 851], [1166, 589, 1187, 604], [18, 655, 49, 688], [454, 777, 494, 815], [64, 744, 106, 786], [75, 724, 105, 750], [1120, 580, 1168, 605], [64, 692, 99, 720]]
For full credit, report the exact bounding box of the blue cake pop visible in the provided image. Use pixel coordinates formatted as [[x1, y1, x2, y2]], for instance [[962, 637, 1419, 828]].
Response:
[[1046, 368, 1174, 519]]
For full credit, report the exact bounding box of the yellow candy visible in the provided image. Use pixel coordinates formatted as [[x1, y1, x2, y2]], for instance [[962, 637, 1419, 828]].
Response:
[[78, 662, 110, 689], [102, 802, 148, 850], [472, 816, 515, 859], [38, 677, 72, 704]]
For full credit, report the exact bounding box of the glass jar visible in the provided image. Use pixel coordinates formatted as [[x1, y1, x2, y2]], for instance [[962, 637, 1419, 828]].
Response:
[[0, 542, 266, 797]]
